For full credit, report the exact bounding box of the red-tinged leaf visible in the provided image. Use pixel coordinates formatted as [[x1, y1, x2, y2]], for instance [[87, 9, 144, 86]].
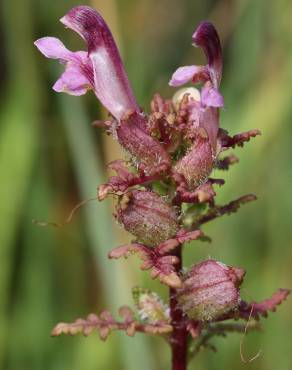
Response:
[[192, 194, 257, 228], [156, 239, 180, 255], [158, 255, 180, 265], [109, 243, 182, 288], [52, 306, 173, 341], [52, 321, 82, 336], [219, 129, 261, 149], [126, 322, 136, 337], [140, 259, 155, 270], [99, 310, 115, 322], [52, 317, 98, 337], [108, 243, 150, 260], [142, 323, 173, 335], [176, 229, 203, 244], [174, 178, 217, 204], [215, 154, 239, 170], [209, 178, 225, 186], [238, 289, 290, 320], [159, 272, 182, 288], [98, 160, 161, 200], [99, 326, 110, 341], [119, 306, 135, 322], [156, 229, 203, 255]]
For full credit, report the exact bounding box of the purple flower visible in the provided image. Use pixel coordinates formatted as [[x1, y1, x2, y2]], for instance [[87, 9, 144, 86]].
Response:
[[35, 6, 170, 174], [169, 21, 222, 96], [169, 22, 223, 148], [35, 6, 138, 120], [34, 37, 93, 96], [169, 22, 224, 192]]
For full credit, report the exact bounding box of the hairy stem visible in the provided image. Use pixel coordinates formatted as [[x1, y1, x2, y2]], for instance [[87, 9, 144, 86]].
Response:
[[170, 246, 188, 370]]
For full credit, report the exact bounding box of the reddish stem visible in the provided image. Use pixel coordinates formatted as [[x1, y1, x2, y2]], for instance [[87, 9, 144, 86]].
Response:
[[170, 246, 188, 370]]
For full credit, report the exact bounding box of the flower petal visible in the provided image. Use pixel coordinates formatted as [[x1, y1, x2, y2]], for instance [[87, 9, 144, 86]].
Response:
[[60, 6, 138, 120], [192, 21, 222, 88], [35, 37, 94, 94], [169, 65, 209, 87], [201, 83, 224, 108], [53, 65, 90, 96], [34, 37, 71, 61]]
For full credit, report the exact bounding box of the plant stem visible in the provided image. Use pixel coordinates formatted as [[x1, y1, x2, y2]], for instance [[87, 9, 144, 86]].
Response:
[[170, 246, 188, 370]]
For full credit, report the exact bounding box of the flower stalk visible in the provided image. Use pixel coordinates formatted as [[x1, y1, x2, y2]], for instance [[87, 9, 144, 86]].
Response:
[[35, 5, 290, 370], [169, 246, 188, 370]]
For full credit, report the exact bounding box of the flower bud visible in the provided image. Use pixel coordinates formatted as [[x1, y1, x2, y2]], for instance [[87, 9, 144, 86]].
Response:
[[132, 287, 169, 323], [116, 190, 179, 246], [177, 259, 245, 321], [172, 87, 201, 107]]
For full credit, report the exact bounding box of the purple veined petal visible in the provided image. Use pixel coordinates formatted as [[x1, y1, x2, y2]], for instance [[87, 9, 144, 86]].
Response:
[[169, 65, 209, 87], [53, 65, 91, 96], [201, 83, 224, 108], [60, 6, 138, 120], [192, 21, 222, 88]]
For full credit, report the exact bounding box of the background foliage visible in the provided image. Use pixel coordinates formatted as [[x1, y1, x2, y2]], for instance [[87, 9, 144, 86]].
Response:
[[0, 0, 291, 369]]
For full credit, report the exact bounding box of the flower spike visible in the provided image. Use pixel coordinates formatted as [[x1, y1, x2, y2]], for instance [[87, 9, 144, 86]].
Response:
[[36, 7, 288, 365]]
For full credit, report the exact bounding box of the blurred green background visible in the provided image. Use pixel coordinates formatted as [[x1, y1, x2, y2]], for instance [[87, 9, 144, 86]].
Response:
[[0, 0, 291, 369]]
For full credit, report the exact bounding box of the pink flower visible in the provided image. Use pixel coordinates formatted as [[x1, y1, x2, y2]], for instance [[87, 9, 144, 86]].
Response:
[[35, 6, 170, 175], [169, 21, 223, 101], [169, 22, 225, 193], [35, 6, 138, 120], [169, 22, 224, 150]]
